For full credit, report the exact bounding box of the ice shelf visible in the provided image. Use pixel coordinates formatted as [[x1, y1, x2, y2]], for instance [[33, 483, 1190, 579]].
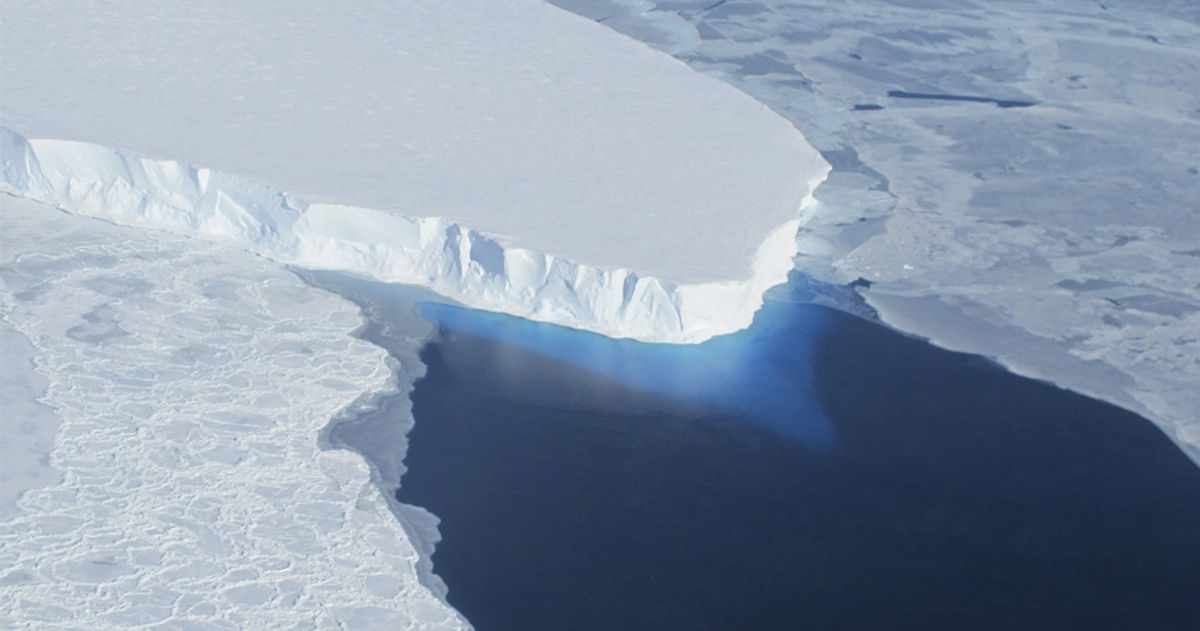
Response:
[[0, 0, 829, 343]]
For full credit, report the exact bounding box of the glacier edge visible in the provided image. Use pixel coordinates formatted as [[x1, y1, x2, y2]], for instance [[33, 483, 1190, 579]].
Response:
[[1, 126, 827, 344]]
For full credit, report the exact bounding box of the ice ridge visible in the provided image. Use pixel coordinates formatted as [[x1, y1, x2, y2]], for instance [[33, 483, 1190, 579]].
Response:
[[1, 126, 825, 344]]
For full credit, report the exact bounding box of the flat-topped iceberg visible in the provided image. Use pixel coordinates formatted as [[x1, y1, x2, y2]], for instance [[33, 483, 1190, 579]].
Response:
[[0, 0, 828, 343]]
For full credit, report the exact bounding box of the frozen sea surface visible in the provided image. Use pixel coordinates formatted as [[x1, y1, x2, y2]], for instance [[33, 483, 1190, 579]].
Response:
[[0, 196, 466, 629], [551, 0, 1200, 461]]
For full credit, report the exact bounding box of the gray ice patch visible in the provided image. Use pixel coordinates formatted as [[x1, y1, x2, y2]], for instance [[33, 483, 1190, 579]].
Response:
[[65, 303, 129, 344]]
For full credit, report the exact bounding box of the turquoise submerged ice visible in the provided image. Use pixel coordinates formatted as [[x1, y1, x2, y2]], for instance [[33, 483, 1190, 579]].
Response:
[[420, 274, 838, 448]]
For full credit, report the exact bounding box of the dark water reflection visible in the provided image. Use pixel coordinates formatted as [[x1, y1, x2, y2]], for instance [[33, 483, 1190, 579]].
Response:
[[395, 278, 1200, 630]]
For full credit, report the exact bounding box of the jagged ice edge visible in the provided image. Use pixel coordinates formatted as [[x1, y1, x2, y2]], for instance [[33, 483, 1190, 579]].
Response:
[[1, 126, 825, 344]]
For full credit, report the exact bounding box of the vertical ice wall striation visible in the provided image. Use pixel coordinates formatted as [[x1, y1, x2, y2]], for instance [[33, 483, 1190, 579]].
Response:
[[1, 127, 825, 343], [0, 0, 830, 344]]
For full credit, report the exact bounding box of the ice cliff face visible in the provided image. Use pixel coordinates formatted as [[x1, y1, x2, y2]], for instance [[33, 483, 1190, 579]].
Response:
[[1, 127, 824, 343], [0, 0, 831, 343]]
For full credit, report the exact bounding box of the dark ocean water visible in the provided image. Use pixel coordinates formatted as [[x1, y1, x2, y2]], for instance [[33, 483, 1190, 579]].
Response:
[[392, 278, 1200, 631]]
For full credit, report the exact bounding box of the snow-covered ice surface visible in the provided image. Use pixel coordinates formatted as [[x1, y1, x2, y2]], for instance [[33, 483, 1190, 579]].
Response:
[[0, 0, 829, 343], [0, 1, 836, 626], [0, 320, 62, 521], [0, 195, 468, 630], [557, 0, 1200, 463]]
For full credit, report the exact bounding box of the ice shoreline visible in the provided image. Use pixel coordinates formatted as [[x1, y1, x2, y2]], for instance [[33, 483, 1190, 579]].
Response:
[[0, 195, 469, 629], [1, 127, 825, 344], [858, 290, 1200, 468], [562, 0, 1200, 468], [298, 269, 463, 611]]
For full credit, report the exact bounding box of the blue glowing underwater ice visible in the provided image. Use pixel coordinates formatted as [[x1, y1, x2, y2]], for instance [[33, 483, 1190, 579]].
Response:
[[419, 274, 840, 448]]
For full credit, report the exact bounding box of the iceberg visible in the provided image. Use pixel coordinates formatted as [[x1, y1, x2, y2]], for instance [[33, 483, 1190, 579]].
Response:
[[0, 0, 829, 343], [1, 2, 832, 627]]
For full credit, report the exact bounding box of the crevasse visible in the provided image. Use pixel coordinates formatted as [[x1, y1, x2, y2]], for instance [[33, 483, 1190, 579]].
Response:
[[1, 126, 823, 343]]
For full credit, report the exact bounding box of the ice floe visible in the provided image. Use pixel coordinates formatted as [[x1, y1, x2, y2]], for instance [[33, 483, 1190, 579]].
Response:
[[0, 195, 467, 629]]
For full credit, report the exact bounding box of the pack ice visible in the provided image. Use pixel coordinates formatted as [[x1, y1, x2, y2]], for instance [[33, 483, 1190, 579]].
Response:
[[0, 195, 469, 629], [0, 0, 828, 343]]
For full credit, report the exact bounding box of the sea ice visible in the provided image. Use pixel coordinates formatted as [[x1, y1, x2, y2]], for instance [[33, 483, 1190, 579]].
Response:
[[0, 323, 62, 520], [573, 0, 1200, 464], [0, 196, 467, 629]]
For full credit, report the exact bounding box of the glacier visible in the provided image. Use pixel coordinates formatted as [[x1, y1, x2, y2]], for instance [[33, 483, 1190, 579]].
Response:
[[0, 127, 820, 344], [0, 1, 833, 628], [0, 0, 829, 343]]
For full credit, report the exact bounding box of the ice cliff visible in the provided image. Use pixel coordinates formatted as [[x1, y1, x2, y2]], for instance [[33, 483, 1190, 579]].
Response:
[[0, 0, 829, 343], [1, 127, 826, 343], [0, 196, 469, 629]]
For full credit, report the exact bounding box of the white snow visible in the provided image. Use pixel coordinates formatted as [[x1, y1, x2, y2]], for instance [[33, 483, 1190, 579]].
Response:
[[0, 323, 62, 521], [585, 0, 1200, 463], [0, 195, 467, 630], [0, 0, 828, 343], [0, 2, 836, 627]]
